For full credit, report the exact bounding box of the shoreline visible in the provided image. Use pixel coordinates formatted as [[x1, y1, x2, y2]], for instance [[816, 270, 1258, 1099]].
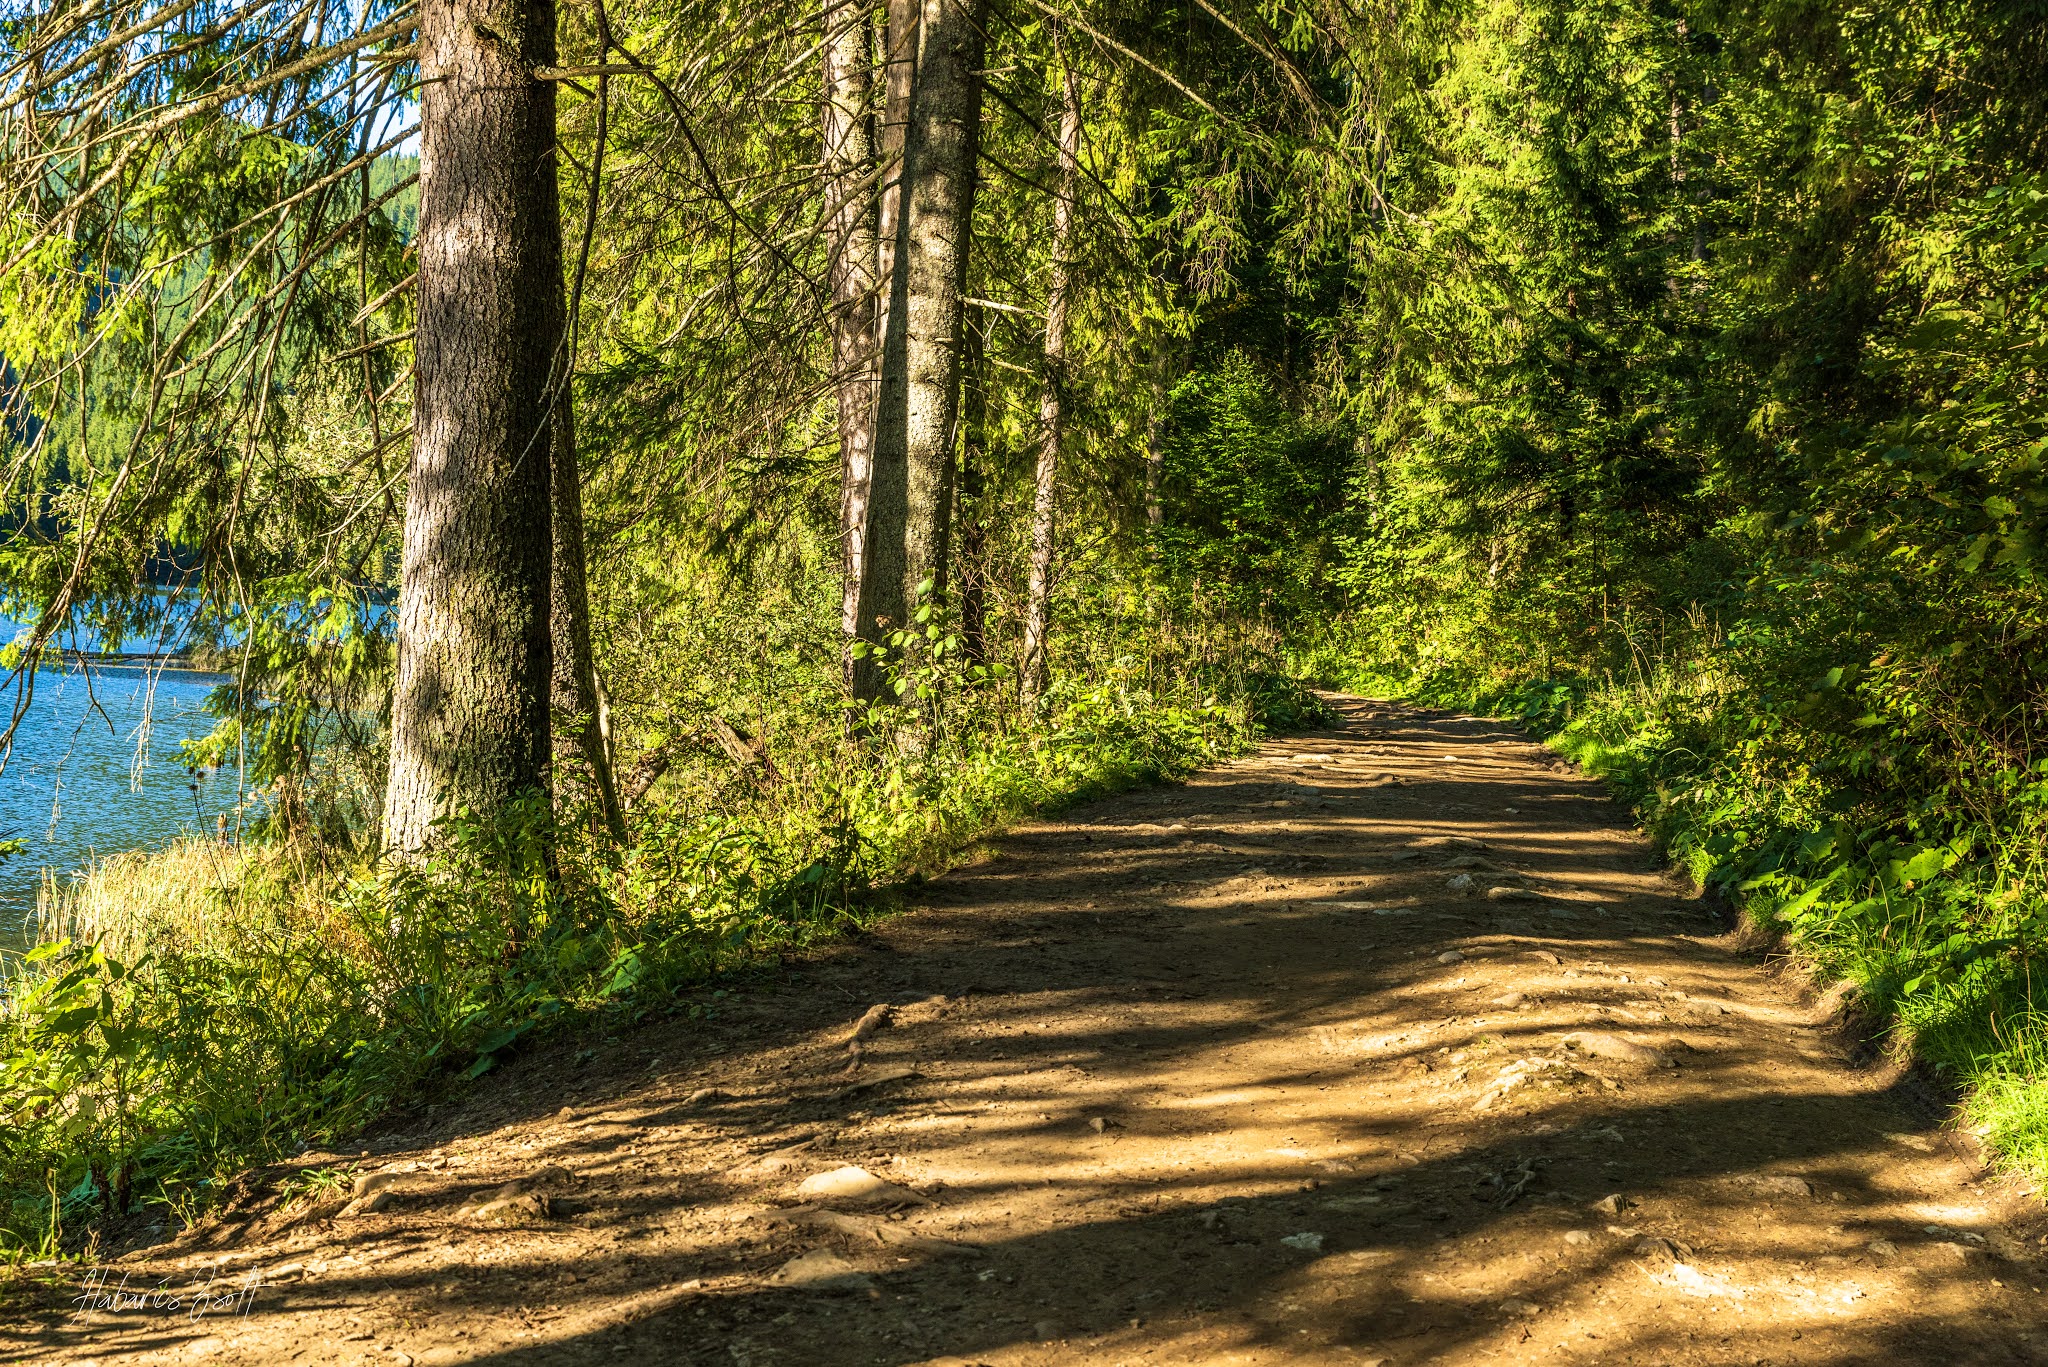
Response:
[[34, 652, 232, 677]]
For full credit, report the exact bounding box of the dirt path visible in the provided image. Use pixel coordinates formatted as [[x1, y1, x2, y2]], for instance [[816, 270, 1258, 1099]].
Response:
[[10, 697, 2047, 1366]]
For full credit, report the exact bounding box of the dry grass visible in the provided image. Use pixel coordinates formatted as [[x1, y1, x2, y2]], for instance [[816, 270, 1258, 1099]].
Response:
[[31, 838, 352, 962]]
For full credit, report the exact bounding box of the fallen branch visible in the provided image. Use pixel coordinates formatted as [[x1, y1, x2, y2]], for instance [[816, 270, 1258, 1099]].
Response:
[[618, 740, 676, 809]]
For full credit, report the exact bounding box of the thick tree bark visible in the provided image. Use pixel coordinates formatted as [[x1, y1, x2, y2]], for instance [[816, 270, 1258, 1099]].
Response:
[[384, 0, 560, 851], [896, 0, 983, 628], [1020, 55, 1079, 711], [825, 0, 881, 679], [550, 397, 625, 841], [857, 0, 985, 703]]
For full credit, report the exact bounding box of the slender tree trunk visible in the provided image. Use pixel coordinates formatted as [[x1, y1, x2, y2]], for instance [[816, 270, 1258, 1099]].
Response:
[[849, 0, 919, 703], [1145, 352, 1167, 530], [958, 317, 989, 670], [550, 398, 625, 840], [384, 0, 561, 851], [859, 0, 985, 702], [552, 60, 622, 843], [873, 0, 916, 363], [1020, 53, 1078, 712], [825, 0, 881, 684]]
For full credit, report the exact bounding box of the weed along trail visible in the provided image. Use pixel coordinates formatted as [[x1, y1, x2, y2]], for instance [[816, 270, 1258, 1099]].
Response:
[[14, 698, 2046, 1367]]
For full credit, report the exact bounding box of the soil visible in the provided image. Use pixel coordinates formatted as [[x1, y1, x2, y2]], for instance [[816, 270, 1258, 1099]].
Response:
[[7, 696, 2047, 1366]]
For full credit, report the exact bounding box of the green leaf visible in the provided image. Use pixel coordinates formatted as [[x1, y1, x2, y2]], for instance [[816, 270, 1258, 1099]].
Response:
[[476, 1022, 528, 1056], [1773, 870, 1841, 922], [43, 1006, 103, 1036], [1899, 847, 1951, 881]]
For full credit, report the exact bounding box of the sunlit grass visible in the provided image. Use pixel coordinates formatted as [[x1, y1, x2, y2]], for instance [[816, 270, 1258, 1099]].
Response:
[[1966, 1024, 2048, 1187], [33, 840, 344, 964]]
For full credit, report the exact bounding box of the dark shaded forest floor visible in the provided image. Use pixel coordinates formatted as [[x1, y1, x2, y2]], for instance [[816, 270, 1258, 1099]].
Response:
[[7, 696, 2047, 1365]]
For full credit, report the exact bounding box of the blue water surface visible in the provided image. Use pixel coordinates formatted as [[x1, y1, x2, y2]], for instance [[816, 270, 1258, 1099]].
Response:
[[0, 664, 244, 954]]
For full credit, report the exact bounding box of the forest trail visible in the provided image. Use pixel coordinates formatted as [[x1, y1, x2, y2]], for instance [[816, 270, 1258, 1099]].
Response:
[[12, 697, 2047, 1366]]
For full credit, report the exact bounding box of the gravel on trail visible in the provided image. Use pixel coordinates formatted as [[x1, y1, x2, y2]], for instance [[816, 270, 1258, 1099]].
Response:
[[9, 696, 2046, 1366]]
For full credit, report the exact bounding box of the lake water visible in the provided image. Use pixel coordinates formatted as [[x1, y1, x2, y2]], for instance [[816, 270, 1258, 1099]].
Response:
[[0, 664, 244, 956]]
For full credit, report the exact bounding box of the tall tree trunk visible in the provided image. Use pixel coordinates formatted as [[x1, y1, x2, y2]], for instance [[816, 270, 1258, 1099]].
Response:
[[1020, 54, 1078, 711], [384, 0, 560, 850], [858, 0, 985, 702], [550, 397, 625, 841], [898, 0, 983, 627], [1145, 347, 1167, 531], [826, 0, 881, 686], [957, 316, 989, 670], [873, 0, 916, 363], [849, 0, 919, 703]]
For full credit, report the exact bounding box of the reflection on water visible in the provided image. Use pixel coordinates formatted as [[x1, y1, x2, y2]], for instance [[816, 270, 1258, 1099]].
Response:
[[0, 665, 244, 955]]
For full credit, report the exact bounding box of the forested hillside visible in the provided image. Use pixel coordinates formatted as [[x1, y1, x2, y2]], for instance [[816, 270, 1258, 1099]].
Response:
[[1, 0, 2045, 1258]]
